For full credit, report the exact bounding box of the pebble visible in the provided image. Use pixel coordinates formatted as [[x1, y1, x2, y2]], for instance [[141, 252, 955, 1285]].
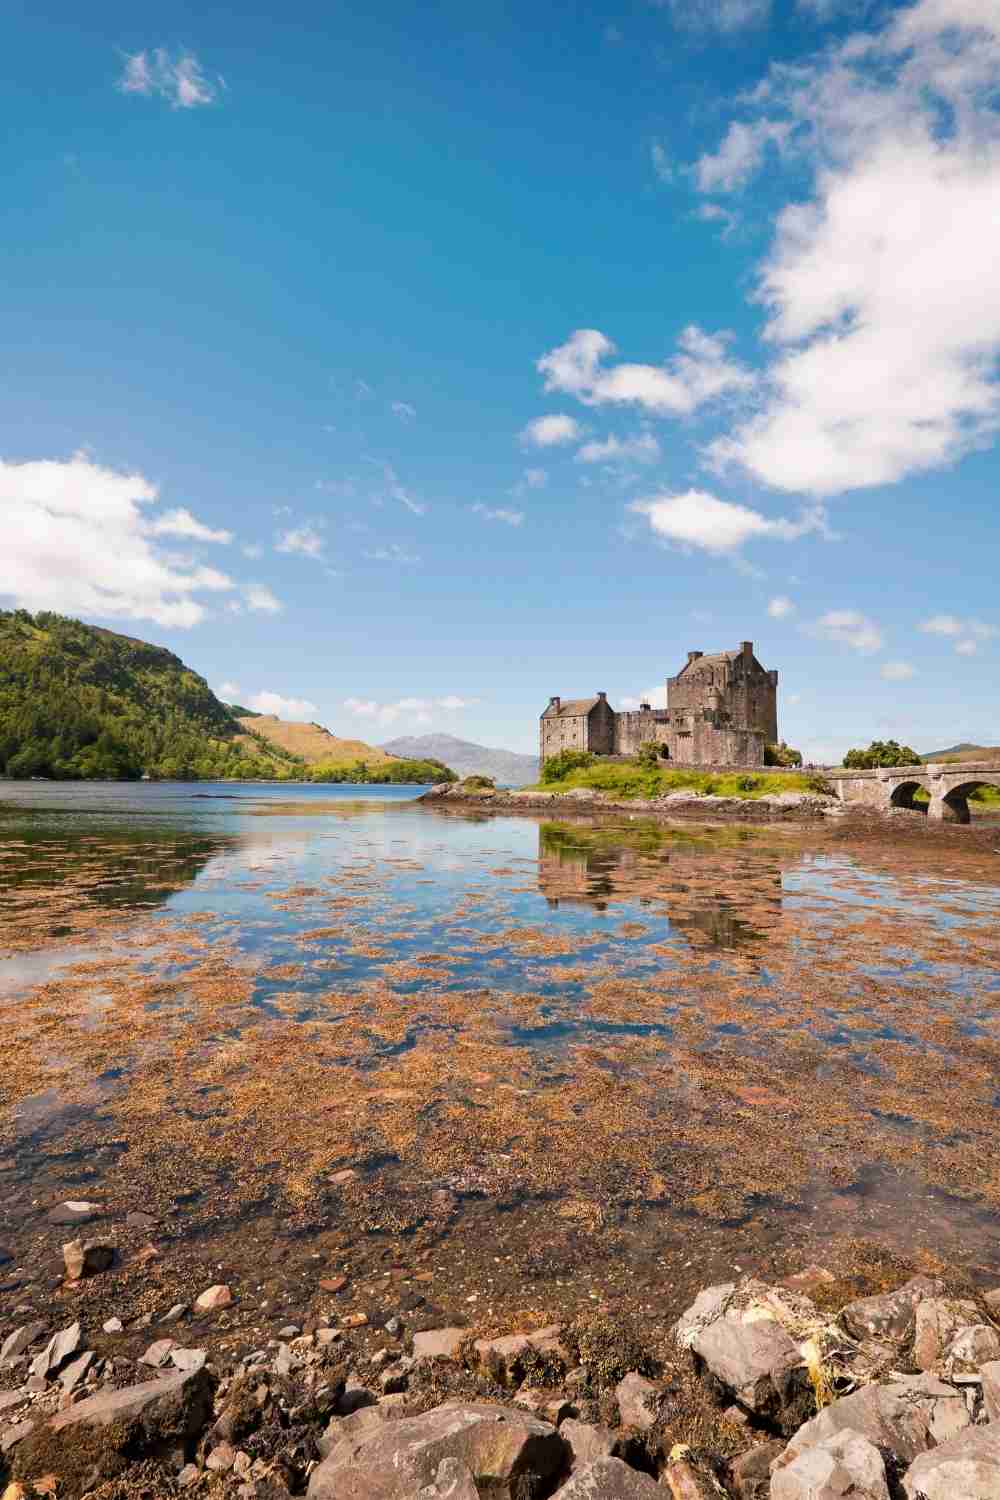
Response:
[[206, 1441, 236, 1472], [195, 1284, 233, 1313], [342, 1312, 369, 1328], [46, 1201, 101, 1226], [161, 1303, 189, 1323], [320, 1276, 348, 1293], [278, 1324, 301, 1338], [103, 1318, 123, 1334], [140, 1338, 177, 1368]]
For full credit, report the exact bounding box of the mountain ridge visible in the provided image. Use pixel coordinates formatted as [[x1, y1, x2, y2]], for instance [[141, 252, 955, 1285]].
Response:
[[380, 732, 538, 785]]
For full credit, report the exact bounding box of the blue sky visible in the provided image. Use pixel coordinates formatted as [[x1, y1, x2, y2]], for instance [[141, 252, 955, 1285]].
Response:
[[3, 0, 999, 758]]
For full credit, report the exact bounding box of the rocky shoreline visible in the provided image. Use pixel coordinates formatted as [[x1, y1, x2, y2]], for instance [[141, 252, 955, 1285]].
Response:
[[4, 1236, 1000, 1498], [419, 784, 842, 823]]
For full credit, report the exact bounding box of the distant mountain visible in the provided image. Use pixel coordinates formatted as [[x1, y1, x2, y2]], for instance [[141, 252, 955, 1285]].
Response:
[[238, 714, 397, 769], [921, 743, 1000, 763], [380, 733, 538, 785]]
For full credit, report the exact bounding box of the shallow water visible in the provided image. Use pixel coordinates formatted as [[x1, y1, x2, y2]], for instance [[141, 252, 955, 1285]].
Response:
[[2, 780, 1000, 1301]]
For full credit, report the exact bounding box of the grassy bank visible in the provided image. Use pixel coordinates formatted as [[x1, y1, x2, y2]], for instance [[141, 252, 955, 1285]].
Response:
[[528, 762, 831, 800]]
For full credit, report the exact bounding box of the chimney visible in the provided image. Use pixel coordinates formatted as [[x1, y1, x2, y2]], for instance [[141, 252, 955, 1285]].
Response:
[[597, 690, 607, 701], [742, 640, 753, 658], [549, 695, 560, 711], [640, 701, 651, 712], [687, 650, 703, 664]]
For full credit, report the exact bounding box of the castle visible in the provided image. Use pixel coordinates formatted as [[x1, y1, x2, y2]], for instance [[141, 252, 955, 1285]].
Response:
[[540, 642, 778, 768]]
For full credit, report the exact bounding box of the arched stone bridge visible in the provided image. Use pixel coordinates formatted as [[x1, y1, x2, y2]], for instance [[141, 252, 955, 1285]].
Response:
[[825, 762, 1000, 823]]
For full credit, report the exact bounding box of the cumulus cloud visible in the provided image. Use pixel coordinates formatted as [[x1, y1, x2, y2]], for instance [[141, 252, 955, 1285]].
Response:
[[704, 0, 1000, 496], [150, 508, 232, 544], [471, 504, 524, 526], [658, 0, 771, 31], [812, 609, 884, 654], [520, 414, 582, 448], [768, 595, 796, 618], [620, 684, 668, 710], [0, 451, 239, 628], [117, 49, 218, 109], [243, 583, 282, 614], [696, 120, 791, 192], [629, 489, 827, 554], [367, 543, 419, 565], [343, 694, 479, 727], [921, 614, 997, 656], [219, 681, 241, 698], [538, 325, 752, 416], [247, 691, 318, 719], [276, 524, 324, 559], [576, 432, 661, 465], [881, 661, 916, 680]]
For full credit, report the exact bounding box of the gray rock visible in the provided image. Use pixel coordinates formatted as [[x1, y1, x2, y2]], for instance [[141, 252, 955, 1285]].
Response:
[[902, 1421, 1000, 1498], [103, 1317, 124, 1334], [278, 1324, 300, 1338], [943, 1323, 1000, 1372], [615, 1372, 660, 1430], [913, 1298, 981, 1370], [553, 1456, 663, 1497], [982, 1362, 1000, 1423], [141, 1338, 177, 1368], [47, 1200, 102, 1226], [171, 1347, 208, 1374], [412, 1327, 468, 1361], [161, 1303, 189, 1324], [385, 1316, 402, 1337], [62, 1237, 115, 1280], [0, 1419, 36, 1454], [775, 1374, 970, 1476], [126, 1211, 157, 1230], [417, 1457, 479, 1499], [770, 1429, 890, 1500], [840, 1276, 945, 1343], [307, 1400, 566, 1500], [60, 1350, 95, 1392], [673, 1284, 736, 1349], [561, 1419, 619, 1470], [29, 1320, 81, 1380], [728, 1441, 785, 1499], [0, 1321, 47, 1365], [692, 1317, 807, 1429]]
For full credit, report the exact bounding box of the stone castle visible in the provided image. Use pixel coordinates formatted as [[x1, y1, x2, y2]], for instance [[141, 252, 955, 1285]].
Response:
[[540, 641, 778, 768]]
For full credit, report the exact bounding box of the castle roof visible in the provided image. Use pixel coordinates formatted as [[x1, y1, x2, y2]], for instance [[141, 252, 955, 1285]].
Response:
[[541, 696, 602, 719], [678, 649, 740, 674]]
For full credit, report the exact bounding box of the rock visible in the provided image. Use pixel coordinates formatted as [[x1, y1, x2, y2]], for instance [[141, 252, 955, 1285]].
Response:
[[207, 1440, 237, 1471], [59, 1351, 95, 1393], [615, 1372, 660, 1430], [553, 1456, 663, 1497], [0, 1323, 47, 1365], [103, 1318, 123, 1334], [473, 1333, 531, 1382], [775, 1374, 970, 1476], [561, 1420, 619, 1469], [782, 1267, 837, 1298], [840, 1276, 945, 1343], [0, 1393, 26, 1418], [29, 1321, 81, 1380], [385, 1316, 402, 1337], [771, 1429, 890, 1500], [316, 1328, 342, 1347], [177, 1464, 200, 1488], [15, 1367, 214, 1483], [661, 1458, 727, 1498], [985, 1289, 1000, 1316], [343, 1311, 368, 1328], [126, 1211, 157, 1230], [1, 1421, 35, 1456], [320, 1276, 349, 1293], [913, 1298, 979, 1369], [417, 1457, 479, 1499], [140, 1338, 177, 1368], [195, 1283, 232, 1313], [380, 1357, 413, 1394], [278, 1324, 300, 1338], [62, 1238, 115, 1280], [901, 1421, 1000, 1498], [46, 1201, 101, 1226], [943, 1323, 1000, 1372], [728, 1441, 785, 1500], [412, 1328, 468, 1361], [161, 1303, 189, 1323], [981, 1362, 1000, 1423], [673, 1284, 737, 1349], [692, 1318, 808, 1431], [171, 1348, 208, 1374], [307, 1400, 566, 1500]]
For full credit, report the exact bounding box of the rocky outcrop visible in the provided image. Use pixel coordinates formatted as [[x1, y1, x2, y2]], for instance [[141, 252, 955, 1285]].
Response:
[[901, 1422, 1000, 1498], [770, 1429, 890, 1500]]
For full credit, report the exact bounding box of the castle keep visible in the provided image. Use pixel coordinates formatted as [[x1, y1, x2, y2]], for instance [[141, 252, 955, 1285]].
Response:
[[540, 642, 778, 769]]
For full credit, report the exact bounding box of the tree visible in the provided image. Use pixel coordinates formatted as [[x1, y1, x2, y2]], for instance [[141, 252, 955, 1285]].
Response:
[[843, 739, 920, 769]]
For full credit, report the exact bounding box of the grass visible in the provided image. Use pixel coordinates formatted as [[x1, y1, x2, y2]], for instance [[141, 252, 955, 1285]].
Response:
[[527, 763, 829, 800]]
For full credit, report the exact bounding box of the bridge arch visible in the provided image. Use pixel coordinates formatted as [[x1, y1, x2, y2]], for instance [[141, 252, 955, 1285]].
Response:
[[889, 779, 927, 813], [935, 775, 1000, 824]]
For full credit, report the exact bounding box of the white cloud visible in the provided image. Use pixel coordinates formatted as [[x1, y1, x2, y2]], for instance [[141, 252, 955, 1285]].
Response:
[[520, 414, 582, 448], [629, 488, 827, 554], [276, 524, 324, 559], [343, 694, 479, 727], [651, 142, 673, 183], [955, 639, 978, 656], [696, 121, 791, 193], [705, 0, 1000, 496], [812, 609, 884, 654], [620, 684, 668, 710], [367, 543, 419, 565], [117, 49, 218, 109], [881, 661, 916, 680], [576, 432, 661, 465], [920, 614, 997, 654], [523, 468, 547, 489], [696, 202, 739, 237], [0, 451, 239, 628], [768, 595, 796, 618], [149, 507, 232, 544], [659, 0, 771, 31], [219, 681, 241, 698], [247, 691, 318, 719], [243, 583, 282, 614], [391, 401, 416, 421], [471, 504, 524, 526], [538, 325, 752, 416], [920, 614, 964, 637]]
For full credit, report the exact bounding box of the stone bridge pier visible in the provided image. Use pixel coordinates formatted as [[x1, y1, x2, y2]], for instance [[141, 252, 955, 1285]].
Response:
[[826, 763, 1000, 823]]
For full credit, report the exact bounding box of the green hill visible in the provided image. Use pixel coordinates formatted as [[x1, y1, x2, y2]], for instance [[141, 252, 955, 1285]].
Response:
[[0, 609, 458, 784]]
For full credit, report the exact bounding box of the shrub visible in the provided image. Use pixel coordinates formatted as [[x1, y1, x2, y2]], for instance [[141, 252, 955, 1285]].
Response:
[[737, 775, 760, 792], [635, 742, 665, 769], [765, 741, 803, 767], [540, 750, 595, 783], [461, 774, 496, 790]]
